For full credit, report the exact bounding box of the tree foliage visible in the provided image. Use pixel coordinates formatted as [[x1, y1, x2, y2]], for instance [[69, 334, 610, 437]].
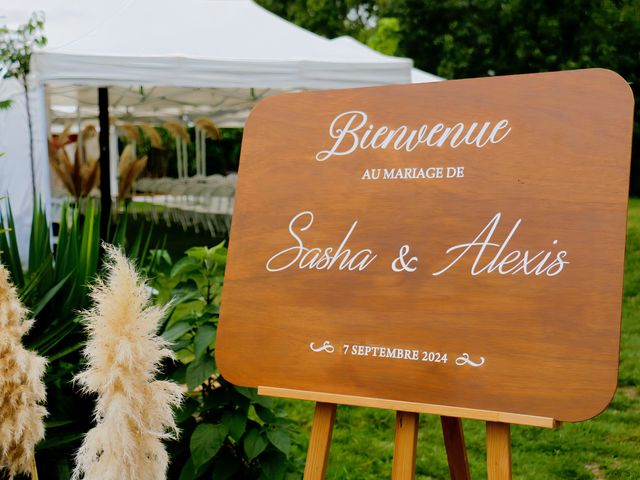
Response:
[[0, 11, 46, 81], [258, 0, 640, 194], [0, 11, 47, 198], [257, 0, 375, 38]]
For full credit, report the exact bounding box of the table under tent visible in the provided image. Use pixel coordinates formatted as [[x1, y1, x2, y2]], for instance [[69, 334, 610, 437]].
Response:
[[1, 0, 441, 254]]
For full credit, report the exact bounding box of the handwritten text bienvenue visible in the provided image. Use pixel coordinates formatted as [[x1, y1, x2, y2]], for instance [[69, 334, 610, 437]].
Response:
[[265, 211, 569, 277], [315, 111, 512, 162]]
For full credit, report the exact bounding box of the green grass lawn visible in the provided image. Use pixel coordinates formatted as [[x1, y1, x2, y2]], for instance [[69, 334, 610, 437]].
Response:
[[275, 198, 640, 479]]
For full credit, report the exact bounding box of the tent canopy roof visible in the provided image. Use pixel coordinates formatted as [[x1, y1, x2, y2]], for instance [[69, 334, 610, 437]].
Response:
[[4, 1, 441, 128], [4, 0, 413, 89], [329, 36, 444, 83]]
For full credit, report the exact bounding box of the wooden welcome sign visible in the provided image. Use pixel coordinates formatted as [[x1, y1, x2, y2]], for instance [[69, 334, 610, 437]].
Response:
[[218, 69, 634, 478]]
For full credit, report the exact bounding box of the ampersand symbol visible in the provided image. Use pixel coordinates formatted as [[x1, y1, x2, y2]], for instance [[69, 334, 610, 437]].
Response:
[[391, 245, 418, 272]]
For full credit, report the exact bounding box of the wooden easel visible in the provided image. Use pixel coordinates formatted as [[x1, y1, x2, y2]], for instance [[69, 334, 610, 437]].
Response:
[[259, 387, 560, 480]]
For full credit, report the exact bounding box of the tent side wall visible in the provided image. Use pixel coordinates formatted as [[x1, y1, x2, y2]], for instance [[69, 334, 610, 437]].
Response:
[[0, 77, 52, 262]]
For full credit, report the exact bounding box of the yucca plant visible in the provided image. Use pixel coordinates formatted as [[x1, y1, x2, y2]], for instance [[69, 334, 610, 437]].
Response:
[[0, 199, 160, 478]]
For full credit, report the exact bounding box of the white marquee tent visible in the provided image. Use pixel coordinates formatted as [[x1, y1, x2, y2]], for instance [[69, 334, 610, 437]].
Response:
[[330, 36, 444, 84], [44, 38, 441, 128], [0, 0, 439, 259]]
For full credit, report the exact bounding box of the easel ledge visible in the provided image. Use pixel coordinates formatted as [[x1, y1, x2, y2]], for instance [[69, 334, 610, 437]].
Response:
[[258, 386, 561, 429]]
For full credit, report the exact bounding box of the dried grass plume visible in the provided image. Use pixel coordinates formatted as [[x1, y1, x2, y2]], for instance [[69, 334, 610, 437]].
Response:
[[140, 124, 164, 149], [72, 247, 183, 480], [194, 117, 220, 139], [48, 125, 101, 200], [117, 145, 148, 199], [0, 264, 47, 479], [118, 123, 141, 143], [163, 120, 190, 143]]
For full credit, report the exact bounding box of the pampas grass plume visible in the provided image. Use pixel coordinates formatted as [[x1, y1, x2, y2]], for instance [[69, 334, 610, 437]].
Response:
[[141, 124, 164, 149], [72, 247, 183, 480], [163, 120, 190, 143], [194, 117, 220, 139], [0, 264, 47, 479], [118, 123, 141, 143]]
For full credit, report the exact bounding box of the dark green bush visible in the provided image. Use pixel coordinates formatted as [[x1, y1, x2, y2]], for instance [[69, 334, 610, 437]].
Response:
[[153, 245, 295, 479]]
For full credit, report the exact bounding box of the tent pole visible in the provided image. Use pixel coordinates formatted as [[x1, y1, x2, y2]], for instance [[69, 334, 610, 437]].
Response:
[[195, 128, 201, 176], [98, 87, 111, 241]]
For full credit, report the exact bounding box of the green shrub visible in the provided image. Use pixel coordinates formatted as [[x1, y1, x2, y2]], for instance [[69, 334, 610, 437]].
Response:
[[153, 244, 295, 479]]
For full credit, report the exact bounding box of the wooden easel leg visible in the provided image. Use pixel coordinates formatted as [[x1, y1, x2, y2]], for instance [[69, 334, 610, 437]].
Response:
[[486, 421, 512, 480], [441, 416, 471, 480], [304, 402, 337, 480], [392, 411, 419, 480]]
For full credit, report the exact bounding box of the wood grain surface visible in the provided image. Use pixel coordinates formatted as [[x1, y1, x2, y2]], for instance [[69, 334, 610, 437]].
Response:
[[218, 69, 634, 422], [392, 411, 419, 480], [303, 402, 336, 480], [486, 422, 512, 479], [441, 416, 471, 479]]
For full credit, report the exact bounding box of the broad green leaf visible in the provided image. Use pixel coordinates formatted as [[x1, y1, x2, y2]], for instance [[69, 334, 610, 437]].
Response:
[[186, 246, 211, 261], [175, 397, 199, 424], [266, 428, 290, 455], [169, 364, 187, 384], [171, 255, 200, 278], [202, 386, 235, 412], [222, 410, 247, 441], [213, 249, 227, 266], [179, 459, 196, 480], [194, 324, 216, 358], [190, 423, 228, 470], [171, 289, 203, 306], [180, 457, 215, 480], [235, 386, 273, 408], [212, 452, 243, 480], [186, 355, 215, 390], [234, 386, 260, 402], [243, 428, 268, 461], [259, 451, 288, 480], [254, 404, 278, 423], [170, 338, 192, 352], [162, 321, 192, 342]]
